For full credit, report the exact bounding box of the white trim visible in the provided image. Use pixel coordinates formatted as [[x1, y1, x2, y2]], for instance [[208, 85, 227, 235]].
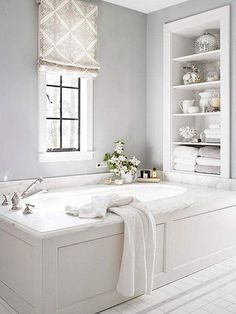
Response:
[[38, 73, 94, 163], [39, 151, 94, 163]]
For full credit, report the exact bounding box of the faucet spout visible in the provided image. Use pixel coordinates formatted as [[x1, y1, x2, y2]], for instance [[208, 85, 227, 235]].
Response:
[[21, 177, 45, 198]]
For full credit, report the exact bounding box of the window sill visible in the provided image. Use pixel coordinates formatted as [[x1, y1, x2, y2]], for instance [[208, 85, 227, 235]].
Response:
[[39, 151, 94, 163]]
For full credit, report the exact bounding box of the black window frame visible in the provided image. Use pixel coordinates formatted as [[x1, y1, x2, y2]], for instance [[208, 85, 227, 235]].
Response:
[[46, 75, 81, 152]]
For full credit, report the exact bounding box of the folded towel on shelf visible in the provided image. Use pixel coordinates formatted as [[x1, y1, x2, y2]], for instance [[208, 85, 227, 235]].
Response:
[[205, 134, 221, 139], [196, 165, 221, 175], [65, 194, 156, 297], [205, 138, 221, 143], [209, 123, 220, 129], [204, 129, 221, 138], [199, 147, 220, 159], [174, 157, 196, 166], [196, 157, 221, 167], [174, 163, 195, 172], [174, 146, 199, 158]]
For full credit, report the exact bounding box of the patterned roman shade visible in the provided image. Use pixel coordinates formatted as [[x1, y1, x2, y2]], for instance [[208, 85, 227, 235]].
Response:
[[38, 0, 99, 77]]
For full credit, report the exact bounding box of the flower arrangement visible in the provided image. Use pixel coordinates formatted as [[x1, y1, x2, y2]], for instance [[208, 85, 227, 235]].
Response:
[[104, 140, 140, 177], [179, 126, 197, 140]]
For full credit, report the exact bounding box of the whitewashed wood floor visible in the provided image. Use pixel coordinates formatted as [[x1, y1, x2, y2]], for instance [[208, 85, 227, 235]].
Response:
[[0, 256, 236, 314]]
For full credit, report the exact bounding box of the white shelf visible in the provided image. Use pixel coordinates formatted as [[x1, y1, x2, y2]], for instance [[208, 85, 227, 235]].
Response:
[[173, 81, 220, 90], [173, 112, 221, 117], [163, 7, 230, 178], [173, 142, 221, 146], [174, 50, 220, 63], [172, 170, 220, 177]]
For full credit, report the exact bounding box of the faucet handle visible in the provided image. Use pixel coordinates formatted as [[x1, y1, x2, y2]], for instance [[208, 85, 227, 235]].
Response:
[[12, 192, 20, 205], [23, 204, 35, 215], [2, 194, 9, 206]]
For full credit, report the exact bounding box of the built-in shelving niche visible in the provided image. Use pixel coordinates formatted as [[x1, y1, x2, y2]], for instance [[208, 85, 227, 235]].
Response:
[[163, 6, 230, 178]]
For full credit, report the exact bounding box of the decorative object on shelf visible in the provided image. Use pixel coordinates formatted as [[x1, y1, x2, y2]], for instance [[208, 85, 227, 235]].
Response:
[[140, 169, 151, 179], [104, 140, 140, 184], [210, 90, 221, 111], [199, 91, 213, 113], [183, 64, 202, 85], [193, 31, 218, 54], [179, 99, 195, 113], [187, 106, 199, 114], [152, 168, 158, 178], [179, 126, 197, 141], [205, 62, 220, 82]]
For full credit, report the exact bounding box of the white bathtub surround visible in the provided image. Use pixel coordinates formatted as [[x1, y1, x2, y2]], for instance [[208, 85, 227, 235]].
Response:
[[65, 194, 135, 218], [0, 173, 112, 201], [1, 182, 236, 313], [110, 202, 156, 297]]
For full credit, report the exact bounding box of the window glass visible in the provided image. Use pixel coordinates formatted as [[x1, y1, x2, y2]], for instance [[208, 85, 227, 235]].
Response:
[[45, 74, 80, 152]]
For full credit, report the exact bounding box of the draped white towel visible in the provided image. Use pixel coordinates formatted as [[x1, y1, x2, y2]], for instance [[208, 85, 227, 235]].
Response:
[[109, 202, 156, 297], [65, 194, 156, 297]]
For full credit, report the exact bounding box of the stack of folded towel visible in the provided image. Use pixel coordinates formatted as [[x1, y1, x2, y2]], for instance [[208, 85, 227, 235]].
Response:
[[174, 146, 199, 172], [196, 146, 221, 175], [204, 124, 221, 143]]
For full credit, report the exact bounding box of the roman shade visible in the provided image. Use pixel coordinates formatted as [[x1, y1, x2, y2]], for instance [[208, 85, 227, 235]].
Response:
[[38, 0, 99, 77]]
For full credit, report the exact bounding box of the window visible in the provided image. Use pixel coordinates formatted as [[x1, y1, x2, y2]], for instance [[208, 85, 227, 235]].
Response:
[[39, 72, 94, 162], [46, 74, 80, 152]]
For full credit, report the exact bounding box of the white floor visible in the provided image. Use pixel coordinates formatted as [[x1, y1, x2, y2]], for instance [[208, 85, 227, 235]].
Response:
[[100, 256, 236, 314], [0, 257, 235, 314]]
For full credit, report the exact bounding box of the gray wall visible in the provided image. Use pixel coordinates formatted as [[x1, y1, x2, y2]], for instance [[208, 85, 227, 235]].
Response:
[[0, 0, 146, 181], [146, 0, 236, 177]]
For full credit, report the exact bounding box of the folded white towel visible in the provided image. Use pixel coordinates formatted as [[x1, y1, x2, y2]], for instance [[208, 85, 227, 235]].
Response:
[[174, 146, 199, 158], [205, 134, 221, 139], [174, 163, 195, 172], [65, 194, 134, 218], [196, 157, 221, 167], [209, 123, 220, 129], [174, 157, 196, 166], [204, 129, 221, 136], [109, 202, 156, 297], [65, 194, 156, 297]]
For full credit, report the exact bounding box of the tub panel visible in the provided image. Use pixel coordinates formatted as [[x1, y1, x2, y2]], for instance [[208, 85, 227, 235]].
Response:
[[172, 207, 236, 268], [155, 224, 165, 274], [0, 229, 34, 305], [58, 234, 123, 308]]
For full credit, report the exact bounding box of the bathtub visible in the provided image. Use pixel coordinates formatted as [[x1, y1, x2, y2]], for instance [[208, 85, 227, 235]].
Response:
[[0, 182, 236, 314]]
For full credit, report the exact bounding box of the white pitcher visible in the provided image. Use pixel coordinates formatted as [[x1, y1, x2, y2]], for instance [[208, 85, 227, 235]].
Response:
[[179, 100, 195, 113]]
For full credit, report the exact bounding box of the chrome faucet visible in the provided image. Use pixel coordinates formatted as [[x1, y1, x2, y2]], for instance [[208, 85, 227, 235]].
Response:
[[21, 177, 48, 199]]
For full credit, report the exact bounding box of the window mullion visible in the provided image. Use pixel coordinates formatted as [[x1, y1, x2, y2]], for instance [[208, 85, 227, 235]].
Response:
[[60, 76, 63, 149], [78, 78, 81, 151]]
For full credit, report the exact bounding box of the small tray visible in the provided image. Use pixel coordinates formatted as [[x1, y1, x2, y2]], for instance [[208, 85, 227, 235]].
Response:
[[137, 178, 161, 183]]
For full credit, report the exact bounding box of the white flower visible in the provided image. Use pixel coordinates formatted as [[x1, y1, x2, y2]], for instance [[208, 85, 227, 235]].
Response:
[[114, 141, 124, 154]]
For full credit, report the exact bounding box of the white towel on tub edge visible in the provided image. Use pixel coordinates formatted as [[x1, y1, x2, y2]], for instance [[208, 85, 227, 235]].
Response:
[[109, 202, 156, 297], [65, 194, 156, 297]]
